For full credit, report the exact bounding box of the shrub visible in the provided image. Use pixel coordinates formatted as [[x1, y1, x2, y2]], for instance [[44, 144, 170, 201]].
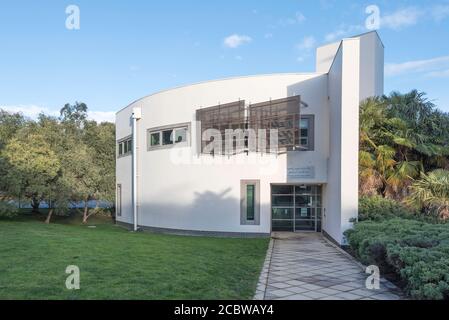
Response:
[[0, 202, 19, 219], [345, 218, 449, 300], [358, 196, 415, 222]]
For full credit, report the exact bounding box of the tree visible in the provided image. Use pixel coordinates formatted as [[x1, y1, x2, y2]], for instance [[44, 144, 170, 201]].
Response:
[[407, 169, 449, 220], [0, 109, 26, 149], [59, 102, 88, 126], [1, 131, 62, 217], [359, 97, 421, 198]]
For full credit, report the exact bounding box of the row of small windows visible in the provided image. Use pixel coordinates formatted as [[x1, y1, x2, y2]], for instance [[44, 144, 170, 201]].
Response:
[[118, 138, 132, 157], [148, 125, 188, 149], [117, 116, 313, 157]]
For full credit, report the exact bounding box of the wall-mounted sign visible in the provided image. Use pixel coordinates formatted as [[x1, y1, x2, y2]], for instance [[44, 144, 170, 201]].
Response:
[[287, 166, 315, 179]]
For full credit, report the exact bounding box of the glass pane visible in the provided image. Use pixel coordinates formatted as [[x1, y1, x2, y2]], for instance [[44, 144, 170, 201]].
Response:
[[127, 140, 132, 153], [272, 208, 293, 219], [123, 141, 128, 154], [300, 118, 309, 129], [150, 132, 160, 146], [316, 208, 322, 220], [118, 143, 123, 155], [295, 185, 312, 194], [295, 220, 315, 231], [246, 185, 255, 221], [174, 127, 187, 143], [162, 130, 173, 145], [272, 220, 293, 232], [295, 208, 314, 219], [312, 196, 322, 207], [271, 185, 294, 195], [300, 128, 308, 137], [295, 195, 312, 207], [272, 195, 294, 207], [316, 220, 322, 232]]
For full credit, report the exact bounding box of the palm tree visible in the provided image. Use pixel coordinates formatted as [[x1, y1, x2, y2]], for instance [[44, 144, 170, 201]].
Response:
[[407, 169, 449, 220], [359, 97, 422, 198]]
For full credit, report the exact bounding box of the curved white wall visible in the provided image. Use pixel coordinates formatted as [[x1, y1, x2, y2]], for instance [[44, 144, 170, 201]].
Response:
[[116, 73, 328, 234]]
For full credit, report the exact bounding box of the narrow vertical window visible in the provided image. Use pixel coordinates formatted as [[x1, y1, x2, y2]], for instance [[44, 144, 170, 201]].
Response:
[[246, 185, 255, 221], [118, 143, 123, 156], [299, 115, 314, 151], [116, 184, 122, 217], [240, 180, 260, 225]]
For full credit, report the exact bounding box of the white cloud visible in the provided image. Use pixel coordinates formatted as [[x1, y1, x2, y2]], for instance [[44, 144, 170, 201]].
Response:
[[431, 5, 449, 22], [425, 68, 449, 78], [264, 33, 273, 39], [87, 111, 116, 123], [296, 36, 317, 51], [0, 104, 115, 123], [295, 12, 306, 23], [0, 105, 59, 118], [223, 34, 252, 48], [324, 25, 364, 43], [381, 7, 423, 30], [278, 11, 306, 26], [385, 55, 449, 77]]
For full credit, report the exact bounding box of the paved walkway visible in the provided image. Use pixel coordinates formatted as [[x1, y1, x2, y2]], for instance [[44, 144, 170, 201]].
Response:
[[254, 233, 403, 300]]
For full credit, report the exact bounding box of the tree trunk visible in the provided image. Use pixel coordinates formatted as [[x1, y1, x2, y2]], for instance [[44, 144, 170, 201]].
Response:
[[82, 200, 89, 224], [45, 208, 54, 224], [31, 197, 40, 214]]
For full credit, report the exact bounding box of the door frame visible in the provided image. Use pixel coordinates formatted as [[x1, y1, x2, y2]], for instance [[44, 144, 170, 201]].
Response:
[[270, 183, 323, 233]]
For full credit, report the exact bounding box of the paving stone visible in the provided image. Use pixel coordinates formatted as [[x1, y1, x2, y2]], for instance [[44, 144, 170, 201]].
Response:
[[269, 282, 292, 289], [254, 234, 403, 300]]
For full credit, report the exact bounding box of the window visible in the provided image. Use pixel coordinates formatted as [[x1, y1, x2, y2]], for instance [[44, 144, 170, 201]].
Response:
[[162, 129, 173, 145], [246, 185, 255, 221], [299, 115, 314, 151], [147, 122, 190, 150], [116, 184, 122, 217], [175, 127, 187, 144], [150, 132, 160, 146], [240, 180, 260, 225], [117, 137, 132, 157]]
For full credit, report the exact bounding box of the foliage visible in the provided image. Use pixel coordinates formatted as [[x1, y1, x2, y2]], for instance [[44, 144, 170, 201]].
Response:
[[345, 219, 449, 300], [358, 195, 416, 222], [359, 91, 449, 218], [0, 202, 18, 219], [0, 103, 115, 223], [408, 169, 449, 220]]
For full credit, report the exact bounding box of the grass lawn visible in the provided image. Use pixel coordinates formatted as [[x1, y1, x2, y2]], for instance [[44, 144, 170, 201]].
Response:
[[0, 215, 269, 300]]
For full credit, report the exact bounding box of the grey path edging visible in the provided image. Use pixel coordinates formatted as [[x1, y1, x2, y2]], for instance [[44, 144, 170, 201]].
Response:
[[253, 239, 274, 300]]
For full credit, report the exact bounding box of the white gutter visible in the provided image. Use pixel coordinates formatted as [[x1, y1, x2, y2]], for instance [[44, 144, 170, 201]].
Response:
[[131, 107, 141, 231]]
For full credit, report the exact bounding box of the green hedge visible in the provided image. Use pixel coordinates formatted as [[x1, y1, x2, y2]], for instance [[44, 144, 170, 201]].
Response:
[[358, 196, 415, 222], [345, 218, 449, 300]]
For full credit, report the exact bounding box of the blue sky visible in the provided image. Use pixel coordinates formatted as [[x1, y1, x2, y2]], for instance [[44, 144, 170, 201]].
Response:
[[1, 0, 449, 122]]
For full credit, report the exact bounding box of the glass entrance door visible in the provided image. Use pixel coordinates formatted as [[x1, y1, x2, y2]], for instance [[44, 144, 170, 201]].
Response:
[[271, 185, 322, 232]]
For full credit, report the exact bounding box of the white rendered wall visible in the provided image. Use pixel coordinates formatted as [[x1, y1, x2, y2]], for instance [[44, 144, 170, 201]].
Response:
[[116, 73, 328, 234], [116, 32, 384, 242], [316, 42, 341, 73], [324, 32, 384, 244]]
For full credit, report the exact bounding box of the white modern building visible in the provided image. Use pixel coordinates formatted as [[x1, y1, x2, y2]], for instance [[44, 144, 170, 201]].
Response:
[[115, 31, 384, 245]]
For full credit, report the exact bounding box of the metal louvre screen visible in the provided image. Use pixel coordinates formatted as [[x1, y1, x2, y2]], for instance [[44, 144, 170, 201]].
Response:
[[196, 100, 246, 155], [248, 95, 301, 153]]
